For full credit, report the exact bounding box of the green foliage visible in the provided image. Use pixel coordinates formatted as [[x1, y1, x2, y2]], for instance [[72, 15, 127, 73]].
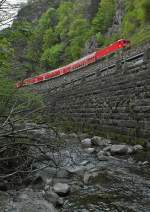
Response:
[[9, 0, 150, 79], [66, 17, 91, 60], [122, 0, 150, 39], [43, 28, 58, 50], [55, 2, 74, 40], [92, 0, 115, 33], [26, 27, 44, 62], [38, 8, 57, 30], [0, 38, 15, 114], [95, 32, 105, 45], [26, 8, 57, 63], [9, 21, 33, 45], [40, 43, 64, 68], [142, 0, 150, 22], [129, 26, 150, 46]]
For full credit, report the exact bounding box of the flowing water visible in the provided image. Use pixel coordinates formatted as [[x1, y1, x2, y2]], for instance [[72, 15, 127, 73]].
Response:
[[61, 147, 150, 212]]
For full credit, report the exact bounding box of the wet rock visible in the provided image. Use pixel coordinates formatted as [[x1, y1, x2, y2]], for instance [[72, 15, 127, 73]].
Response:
[[84, 148, 95, 154], [53, 183, 70, 196], [91, 136, 111, 147], [81, 138, 92, 148], [110, 145, 129, 155], [133, 145, 143, 152]]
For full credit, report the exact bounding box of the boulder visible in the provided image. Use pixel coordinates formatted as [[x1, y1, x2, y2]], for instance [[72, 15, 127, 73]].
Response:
[[91, 136, 111, 147], [103, 144, 134, 155], [81, 138, 92, 148], [53, 183, 70, 196], [133, 145, 143, 152], [110, 145, 129, 155], [84, 148, 95, 154]]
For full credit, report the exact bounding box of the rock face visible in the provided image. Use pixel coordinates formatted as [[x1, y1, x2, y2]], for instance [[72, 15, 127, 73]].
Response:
[[106, 0, 125, 35], [53, 183, 70, 196], [17, 0, 60, 22], [75, 0, 99, 20]]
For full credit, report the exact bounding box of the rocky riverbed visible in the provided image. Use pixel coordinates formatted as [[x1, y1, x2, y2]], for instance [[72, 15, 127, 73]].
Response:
[[0, 127, 150, 212]]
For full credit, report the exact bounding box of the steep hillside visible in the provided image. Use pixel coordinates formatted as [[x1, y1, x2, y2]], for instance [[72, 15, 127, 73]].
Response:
[[1, 0, 150, 80]]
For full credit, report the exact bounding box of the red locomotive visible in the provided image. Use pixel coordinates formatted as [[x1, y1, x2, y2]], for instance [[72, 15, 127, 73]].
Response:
[[16, 39, 130, 88]]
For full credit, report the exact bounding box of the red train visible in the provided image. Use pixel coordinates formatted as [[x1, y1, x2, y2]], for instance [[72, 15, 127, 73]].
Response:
[[16, 39, 130, 88]]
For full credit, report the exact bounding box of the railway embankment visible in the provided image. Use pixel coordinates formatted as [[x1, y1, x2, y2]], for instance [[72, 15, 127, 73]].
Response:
[[37, 43, 150, 143]]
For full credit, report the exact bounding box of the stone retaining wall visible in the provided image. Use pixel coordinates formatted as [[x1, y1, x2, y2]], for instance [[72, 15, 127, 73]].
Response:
[[36, 44, 150, 141]]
